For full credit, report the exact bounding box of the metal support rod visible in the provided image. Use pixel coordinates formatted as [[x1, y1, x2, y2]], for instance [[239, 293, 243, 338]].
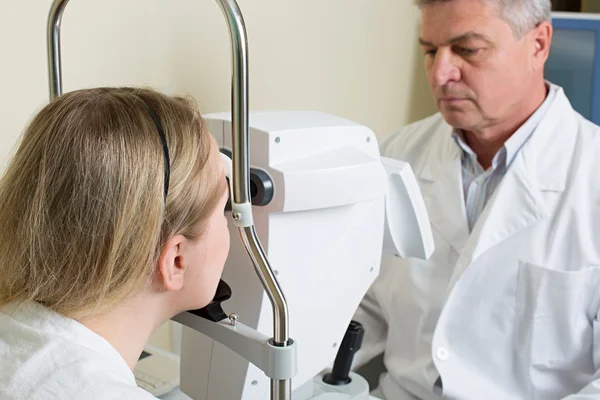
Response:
[[46, 1, 292, 399], [241, 226, 290, 346], [214, 0, 249, 205], [47, 0, 70, 99], [272, 379, 292, 400], [213, 3, 291, 398]]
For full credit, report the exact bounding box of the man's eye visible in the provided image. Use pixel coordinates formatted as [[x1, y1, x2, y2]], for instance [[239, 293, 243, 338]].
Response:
[[457, 47, 480, 56], [424, 49, 437, 56]]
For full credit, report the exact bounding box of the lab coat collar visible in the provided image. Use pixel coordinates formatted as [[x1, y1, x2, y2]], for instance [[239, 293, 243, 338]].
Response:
[[466, 86, 577, 262], [527, 85, 575, 193], [418, 119, 469, 253], [417, 85, 575, 257]]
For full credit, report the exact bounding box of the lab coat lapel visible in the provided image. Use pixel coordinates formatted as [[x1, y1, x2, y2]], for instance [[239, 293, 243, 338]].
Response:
[[418, 121, 470, 254], [466, 89, 575, 263], [466, 153, 545, 262]]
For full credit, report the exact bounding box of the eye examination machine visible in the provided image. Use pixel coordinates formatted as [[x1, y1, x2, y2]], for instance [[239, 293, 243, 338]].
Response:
[[46, 1, 434, 399]]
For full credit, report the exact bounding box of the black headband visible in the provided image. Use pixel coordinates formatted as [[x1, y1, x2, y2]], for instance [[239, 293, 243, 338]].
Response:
[[139, 101, 170, 201]]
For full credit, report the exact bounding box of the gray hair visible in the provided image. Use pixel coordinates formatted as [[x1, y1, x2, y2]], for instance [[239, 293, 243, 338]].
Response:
[[416, 0, 552, 38]]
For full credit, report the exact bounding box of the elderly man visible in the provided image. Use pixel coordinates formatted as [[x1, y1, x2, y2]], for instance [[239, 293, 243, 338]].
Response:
[[354, 0, 600, 399]]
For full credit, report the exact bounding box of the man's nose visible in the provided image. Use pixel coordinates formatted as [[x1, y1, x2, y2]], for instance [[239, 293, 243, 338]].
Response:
[[431, 49, 461, 87]]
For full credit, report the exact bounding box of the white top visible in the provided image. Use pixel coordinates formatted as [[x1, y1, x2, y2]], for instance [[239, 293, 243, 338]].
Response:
[[0, 301, 156, 400], [353, 85, 600, 399]]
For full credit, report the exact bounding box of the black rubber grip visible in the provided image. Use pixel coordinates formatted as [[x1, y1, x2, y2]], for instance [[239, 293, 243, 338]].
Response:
[[323, 320, 365, 385]]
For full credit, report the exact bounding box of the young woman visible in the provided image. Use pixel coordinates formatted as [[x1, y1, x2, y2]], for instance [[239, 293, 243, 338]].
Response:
[[0, 87, 230, 399]]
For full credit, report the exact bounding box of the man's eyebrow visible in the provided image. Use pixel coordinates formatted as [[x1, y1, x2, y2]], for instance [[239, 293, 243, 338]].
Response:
[[419, 31, 494, 47]]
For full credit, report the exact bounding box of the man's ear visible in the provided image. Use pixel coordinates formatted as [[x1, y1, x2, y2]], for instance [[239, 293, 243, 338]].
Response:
[[531, 21, 552, 69], [156, 235, 186, 291]]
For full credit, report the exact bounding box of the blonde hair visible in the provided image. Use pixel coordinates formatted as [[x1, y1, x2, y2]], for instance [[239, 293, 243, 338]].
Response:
[[0, 87, 223, 319]]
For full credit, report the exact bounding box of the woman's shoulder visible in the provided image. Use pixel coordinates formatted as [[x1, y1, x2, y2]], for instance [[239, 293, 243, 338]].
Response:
[[0, 337, 157, 399], [0, 303, 157, 400]]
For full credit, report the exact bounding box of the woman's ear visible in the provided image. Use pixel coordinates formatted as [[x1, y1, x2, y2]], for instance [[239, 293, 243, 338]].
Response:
[[156, 235, 186, 291]]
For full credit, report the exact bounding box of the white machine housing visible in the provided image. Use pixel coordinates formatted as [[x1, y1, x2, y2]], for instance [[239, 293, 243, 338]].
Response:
[[180, 111, 433, 400]]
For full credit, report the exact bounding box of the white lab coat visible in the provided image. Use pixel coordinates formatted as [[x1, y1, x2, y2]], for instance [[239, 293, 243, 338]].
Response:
[[0, 301, 156, 400], [354, 85, 600, 400]]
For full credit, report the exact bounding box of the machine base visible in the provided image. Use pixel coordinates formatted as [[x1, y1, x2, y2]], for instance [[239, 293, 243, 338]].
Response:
[[293, 371, 370, 400]]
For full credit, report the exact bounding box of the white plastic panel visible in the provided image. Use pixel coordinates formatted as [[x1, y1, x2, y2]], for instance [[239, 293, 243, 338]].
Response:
[[381, 156, 434, 260]]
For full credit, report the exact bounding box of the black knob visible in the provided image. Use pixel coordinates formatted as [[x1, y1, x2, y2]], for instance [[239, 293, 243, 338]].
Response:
[[220, 148, 273, 210], [323, 320, 365, 386]]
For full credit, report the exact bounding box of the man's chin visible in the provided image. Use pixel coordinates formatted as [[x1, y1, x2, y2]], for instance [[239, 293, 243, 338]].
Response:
[[439, 110, 477, 131]]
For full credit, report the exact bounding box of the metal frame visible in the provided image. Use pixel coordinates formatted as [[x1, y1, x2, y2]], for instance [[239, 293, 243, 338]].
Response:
[[46, 1, 291, 399]]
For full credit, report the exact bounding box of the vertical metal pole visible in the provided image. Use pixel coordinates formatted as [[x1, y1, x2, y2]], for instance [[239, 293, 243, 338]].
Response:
[[47, 0, 70, 100], [214, 2, 291, 398]]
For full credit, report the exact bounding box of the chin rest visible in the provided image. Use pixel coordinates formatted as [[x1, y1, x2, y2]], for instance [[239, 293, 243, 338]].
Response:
[[189, 279, 232, 322]]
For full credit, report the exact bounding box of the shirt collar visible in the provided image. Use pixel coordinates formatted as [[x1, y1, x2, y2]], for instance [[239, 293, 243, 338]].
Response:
[[453, 130, 507, 171], [452, 82, 559, 170]]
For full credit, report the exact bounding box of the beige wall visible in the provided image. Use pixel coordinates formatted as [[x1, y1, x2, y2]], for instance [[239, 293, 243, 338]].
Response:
[[583, 0, 600, 13], [0, 0, 435, 352]]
